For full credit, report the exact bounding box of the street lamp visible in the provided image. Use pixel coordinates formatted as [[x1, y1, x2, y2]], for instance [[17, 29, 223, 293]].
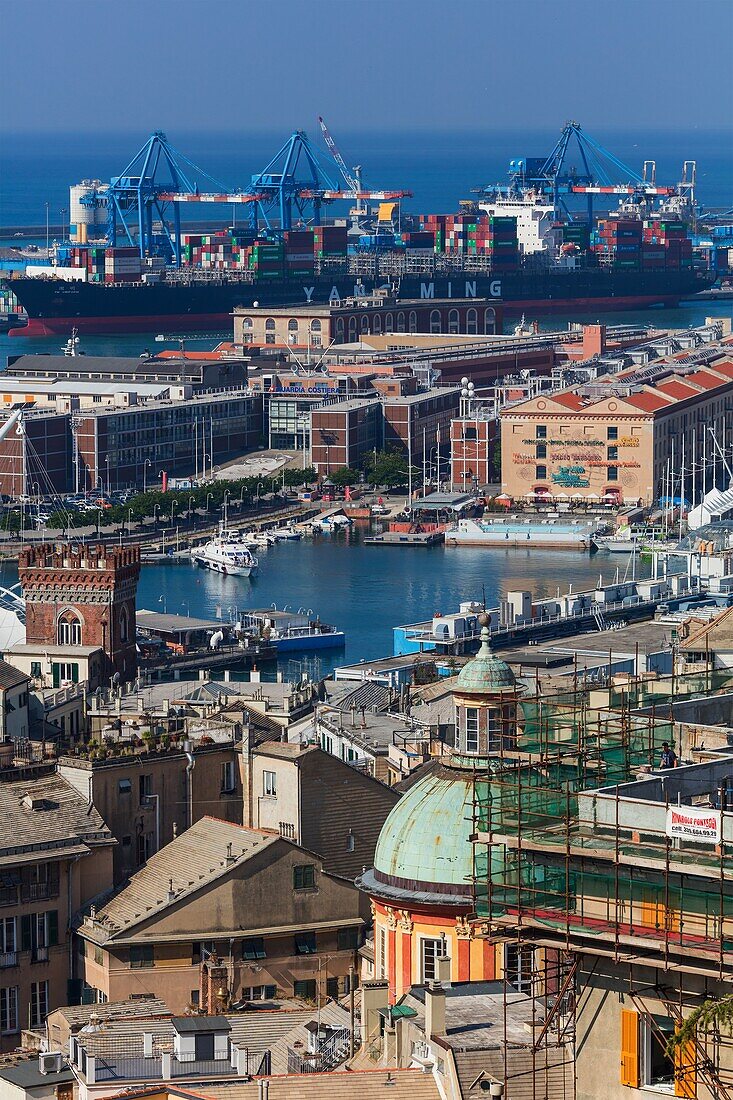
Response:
[[105, 455, 111, 495], [202, 453, 212, 481], [188, 495, 195, 522], [143, 459, 152, 493], [206, 492, 213, 512], [158, 594, 167, 614], [170, 498, 178, 524], [153, 503, 161, 526], [256, 482, 264, 504]]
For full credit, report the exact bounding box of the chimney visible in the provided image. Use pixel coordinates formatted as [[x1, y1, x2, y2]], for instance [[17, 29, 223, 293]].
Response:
[[424, 979, 446, 1038], [436, 951, 452, 988], [361, 979, 389, 1047]]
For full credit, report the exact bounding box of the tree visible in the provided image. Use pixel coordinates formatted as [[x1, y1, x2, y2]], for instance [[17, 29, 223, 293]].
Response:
[[366, 449, 410, 489], [329, 466, 360, 488]]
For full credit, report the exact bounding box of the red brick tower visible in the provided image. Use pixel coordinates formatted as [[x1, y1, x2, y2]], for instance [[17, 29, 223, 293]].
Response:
[[18, 543, 141, 684]]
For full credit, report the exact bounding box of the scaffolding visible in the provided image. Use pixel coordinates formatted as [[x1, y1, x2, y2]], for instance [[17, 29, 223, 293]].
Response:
[[466, 670, 733, 1099]]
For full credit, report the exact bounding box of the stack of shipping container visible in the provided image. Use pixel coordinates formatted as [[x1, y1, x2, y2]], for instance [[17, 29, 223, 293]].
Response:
[[592, 216, 692, 271], [284, 230, 316, 277], [313, 225, 348, 263], [642, 219, 692, 270], [594, 218, 643, 269]]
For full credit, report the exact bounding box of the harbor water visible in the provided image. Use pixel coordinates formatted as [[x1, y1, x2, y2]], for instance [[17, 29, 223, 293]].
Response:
[[0, 532, 651, 675]]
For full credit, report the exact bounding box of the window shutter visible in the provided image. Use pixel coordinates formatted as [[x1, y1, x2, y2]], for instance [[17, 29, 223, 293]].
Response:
[[48, 910, 59, 947], [620, 1008, 639, 1087], [20, 915, 32, 953], [674, 1036, 697, 1098]]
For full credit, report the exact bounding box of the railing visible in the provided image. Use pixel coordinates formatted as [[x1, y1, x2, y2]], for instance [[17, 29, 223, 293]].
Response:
[[22, 880, 60, 903], [94, 1055, 162, 1082], [0, 951, 17, 968], [170, 1057, 233, 1078], [319, 1027, 352, 1069], [32, 946, 49, 963], [0, 887, 18, 908]]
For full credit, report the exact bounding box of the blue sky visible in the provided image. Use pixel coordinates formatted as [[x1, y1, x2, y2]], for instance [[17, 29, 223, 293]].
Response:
[[2, 0, 732, 133]]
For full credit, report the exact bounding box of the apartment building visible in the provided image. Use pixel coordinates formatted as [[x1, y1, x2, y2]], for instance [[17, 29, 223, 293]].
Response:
[[242, 738, 400, 880], [0, 770, 113, 1052], [76, 817, 364, 1013]]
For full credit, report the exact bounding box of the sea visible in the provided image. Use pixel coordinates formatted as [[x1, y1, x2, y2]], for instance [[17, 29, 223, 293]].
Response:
[[2, 127, 733, 229], [0, 128, 729, 671], [0, 535, 649, 675]]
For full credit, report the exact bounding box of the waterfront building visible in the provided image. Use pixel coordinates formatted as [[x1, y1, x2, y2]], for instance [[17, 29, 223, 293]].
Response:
[[0, 386, 262, 496], [0, 770, 114, 1052], [501, 339, 733, 505], [17, 543, 140, 686], [382, 387, 461, 468], [76, 816, 365, 1013], [450, 410, 498, 491], [5, 352, 249, 392], [310, 396, 383, 473], [234, 296, 504, 348]]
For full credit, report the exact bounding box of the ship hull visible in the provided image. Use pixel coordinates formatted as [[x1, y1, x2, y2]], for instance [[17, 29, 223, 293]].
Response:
[[7, 267, 709, 336]]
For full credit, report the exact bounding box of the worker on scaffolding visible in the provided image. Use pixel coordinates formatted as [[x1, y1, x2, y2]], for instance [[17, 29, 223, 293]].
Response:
[[660, 741, 678, 769]]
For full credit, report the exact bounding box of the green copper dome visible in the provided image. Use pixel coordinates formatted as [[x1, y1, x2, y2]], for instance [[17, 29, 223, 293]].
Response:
[[455, 623, 517, 695], [368, 763, 476, 902]]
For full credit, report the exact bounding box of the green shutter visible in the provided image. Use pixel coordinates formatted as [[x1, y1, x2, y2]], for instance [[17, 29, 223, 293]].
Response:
[[48, 911, 58, 946], [21, 914, 31, 952], [71, 664, 79, 684], [52, 664, 60, 689]]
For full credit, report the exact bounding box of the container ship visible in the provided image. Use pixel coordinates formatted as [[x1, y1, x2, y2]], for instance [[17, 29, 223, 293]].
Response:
[[7, 262, 708, 336], [4, 123, 712, 335]]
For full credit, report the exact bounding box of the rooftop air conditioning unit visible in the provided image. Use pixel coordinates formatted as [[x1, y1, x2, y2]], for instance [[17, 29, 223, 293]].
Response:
[[39, 1052, 63, 1075]]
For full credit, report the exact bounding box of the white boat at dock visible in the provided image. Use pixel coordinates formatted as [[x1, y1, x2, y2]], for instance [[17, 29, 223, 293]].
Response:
[[191, 524, 259, 576], [446, 516, 603, 550]]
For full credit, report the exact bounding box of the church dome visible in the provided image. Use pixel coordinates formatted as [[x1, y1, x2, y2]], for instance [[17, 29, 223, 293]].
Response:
[[358, 762, 476, 906]]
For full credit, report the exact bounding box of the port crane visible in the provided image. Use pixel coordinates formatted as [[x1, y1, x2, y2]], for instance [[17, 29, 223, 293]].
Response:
[[248, 127, 411, 231], [481, 122, 679, 222], [315, 115, 412, 229], [106, 131, 259, 265], [104, 127, 412, 261]]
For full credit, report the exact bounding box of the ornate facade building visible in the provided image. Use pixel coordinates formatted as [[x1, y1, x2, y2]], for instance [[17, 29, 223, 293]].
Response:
[[358, 616, 525, 1000], [18, 543, 141, 684]]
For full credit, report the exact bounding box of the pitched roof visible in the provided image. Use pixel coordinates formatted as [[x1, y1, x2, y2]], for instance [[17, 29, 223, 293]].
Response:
[[52, 995, 170, 1029], [0, 772, 112, 865], [623, 391, 674, 412], [0, 660, 29, 691], [201, 1069, 441, 1099], [680, 604, 733, 652], [85, 818, 280, 940]]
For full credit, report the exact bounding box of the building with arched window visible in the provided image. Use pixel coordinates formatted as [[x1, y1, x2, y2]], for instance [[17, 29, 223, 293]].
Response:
[[233, 297, 504, 349], [17, 543, 141, 686], [357, 619, 524, 1000]]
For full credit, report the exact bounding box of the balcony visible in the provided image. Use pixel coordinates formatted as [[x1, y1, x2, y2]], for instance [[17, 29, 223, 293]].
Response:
[[32, 947, 49, 963], [21, 880, 60, 903], [0, 951, 17, 968]]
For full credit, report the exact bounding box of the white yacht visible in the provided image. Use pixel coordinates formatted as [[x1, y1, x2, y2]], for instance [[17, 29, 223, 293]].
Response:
[[192, 532, 259, 577]]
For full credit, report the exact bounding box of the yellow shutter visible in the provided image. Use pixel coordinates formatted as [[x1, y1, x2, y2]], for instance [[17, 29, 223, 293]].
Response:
[[674, 1037, 697, 1098], [620, 1008, 640, 1087]]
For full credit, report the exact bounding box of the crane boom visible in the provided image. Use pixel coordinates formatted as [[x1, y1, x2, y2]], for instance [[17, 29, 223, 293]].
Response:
[[317, 116, 359, 192], [157, 192, 264, 203], [0, 409, 23, 445]]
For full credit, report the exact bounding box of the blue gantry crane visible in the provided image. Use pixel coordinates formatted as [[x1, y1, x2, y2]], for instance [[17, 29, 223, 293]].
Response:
[[104, 128, 411, 263], [106, 131, 260, 265], [483, 122, 675, 222]]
